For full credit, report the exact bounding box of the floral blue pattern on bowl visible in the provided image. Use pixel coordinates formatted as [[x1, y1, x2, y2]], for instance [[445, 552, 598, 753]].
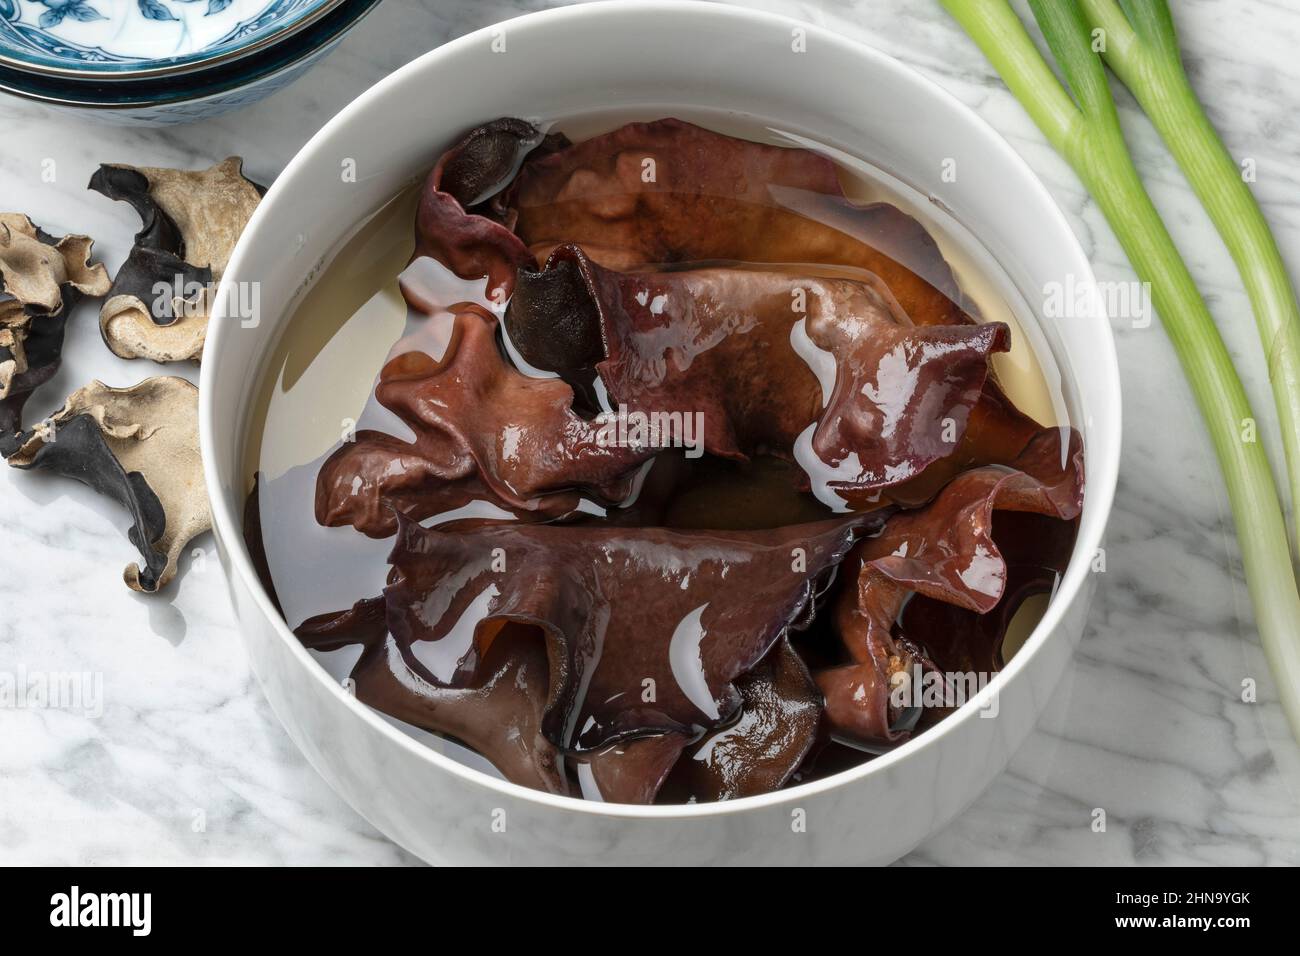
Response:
[[0, 0, 340, 75], [0, 0, 379, 124]]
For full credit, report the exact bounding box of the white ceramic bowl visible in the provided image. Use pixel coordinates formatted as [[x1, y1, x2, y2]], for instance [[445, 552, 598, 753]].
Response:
[[202, 0, 1120, 865]]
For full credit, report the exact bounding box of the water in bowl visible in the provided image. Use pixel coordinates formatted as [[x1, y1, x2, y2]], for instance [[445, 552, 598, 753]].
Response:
[[240, 114, 1074, 791]]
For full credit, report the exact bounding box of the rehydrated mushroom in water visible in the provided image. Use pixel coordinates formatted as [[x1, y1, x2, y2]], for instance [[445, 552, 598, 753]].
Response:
[[298, 597, 570, 796], [315, 305, 657, 538], [508, 244, 1012, 505], [413, 117, 570, 304], [0, 214, 111, 456], [7, 377, 211, 592], [89, 158, 263, 364], [816, 428, 1083, 746], [391, 515, 875, 751], [273, 117, 1092, 801], [295, 513, 882, 801]]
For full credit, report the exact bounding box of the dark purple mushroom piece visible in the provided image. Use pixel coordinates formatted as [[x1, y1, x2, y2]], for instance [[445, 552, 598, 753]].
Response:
[[508, 244, 1011, 505], [315, 304, 656, 538], [900, 509, 1078, 680], [886, 377, 1043, 508], [816, 427, 1084, 746], [575, 733, 691, 804], [413, 118, 568, 305], [414, 118, 1047, 495], [661, 637, 822, 802], [298, 598, 569, 795], [578, 637, 823, 804], [502, 118, 969, 328], [380, 512, 880, 752], [296, 512, 882, 800]]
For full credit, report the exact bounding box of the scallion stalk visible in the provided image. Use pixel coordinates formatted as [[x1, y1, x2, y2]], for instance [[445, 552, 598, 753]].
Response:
[[941, 0, 1300, 740], [1079, 0, 1300, 556]]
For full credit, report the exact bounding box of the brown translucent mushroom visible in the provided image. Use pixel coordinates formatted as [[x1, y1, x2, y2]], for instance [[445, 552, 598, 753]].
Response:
[[376, 511, 878, 751], [575, 733, 691, 804], [297, 512, 880, 800], [661, 638, 822, 802], [507, 244, 1011, 506], [291, 116, 1090, 803], [315, 305, 656, 538], [816, 427, 1084, 746], [404, 118, 1053, 501], [502, 118, 968, 329], [413, 118, 569, 304], [298, 599, 569, 795]]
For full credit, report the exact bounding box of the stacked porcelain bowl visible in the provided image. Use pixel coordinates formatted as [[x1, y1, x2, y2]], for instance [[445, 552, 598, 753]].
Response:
[[0, 0, 381, 124]]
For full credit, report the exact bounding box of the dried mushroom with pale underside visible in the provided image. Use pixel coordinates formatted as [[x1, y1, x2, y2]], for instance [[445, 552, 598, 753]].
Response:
[[89, 158, 263, 364], [8, 377, 211, 593], [0, 214, 111, 456]]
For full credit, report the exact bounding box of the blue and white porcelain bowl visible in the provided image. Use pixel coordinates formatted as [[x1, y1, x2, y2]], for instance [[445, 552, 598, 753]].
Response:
[[0, 0, 345, 78], [0, 0, 379, 124]]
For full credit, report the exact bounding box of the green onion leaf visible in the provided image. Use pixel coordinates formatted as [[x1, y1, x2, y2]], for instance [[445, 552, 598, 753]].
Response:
[[943, 0, 1300, 741], [1080, 0, 1300, 558]]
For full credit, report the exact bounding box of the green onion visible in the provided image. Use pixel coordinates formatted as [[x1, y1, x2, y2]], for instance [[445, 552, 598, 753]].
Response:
[[1080, 0, 1300, 556], [941, 0, 1300, 741]]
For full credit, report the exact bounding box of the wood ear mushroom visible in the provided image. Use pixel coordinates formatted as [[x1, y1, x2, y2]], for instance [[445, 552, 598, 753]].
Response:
[[89, 158, 263, 364], [0, 214, 111, 456], [8, 377, 211, 593]]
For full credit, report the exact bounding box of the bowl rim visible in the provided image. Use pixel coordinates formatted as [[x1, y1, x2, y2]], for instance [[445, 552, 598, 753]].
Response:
[[0, 0, 348, 80], [0, 0, 379, 109], [202, 0, 1121, 820]]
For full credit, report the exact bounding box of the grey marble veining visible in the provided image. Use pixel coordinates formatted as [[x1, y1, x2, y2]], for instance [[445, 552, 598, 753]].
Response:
[[1, 0, 1298, 865]]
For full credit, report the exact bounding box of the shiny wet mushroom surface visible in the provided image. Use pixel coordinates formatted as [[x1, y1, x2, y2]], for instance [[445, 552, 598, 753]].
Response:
[[246, 118, 1083, 804]]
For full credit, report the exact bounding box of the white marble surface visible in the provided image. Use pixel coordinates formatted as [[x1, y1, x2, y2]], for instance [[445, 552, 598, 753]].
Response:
[[1, 0, 1298, 866]]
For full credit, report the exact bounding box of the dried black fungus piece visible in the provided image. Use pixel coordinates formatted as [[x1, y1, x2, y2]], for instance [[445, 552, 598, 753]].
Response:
[[1, 300, 71, 459], [8, 378, 211, 592], [89, 158, 263, 363], [0, 214, 111, 456]]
